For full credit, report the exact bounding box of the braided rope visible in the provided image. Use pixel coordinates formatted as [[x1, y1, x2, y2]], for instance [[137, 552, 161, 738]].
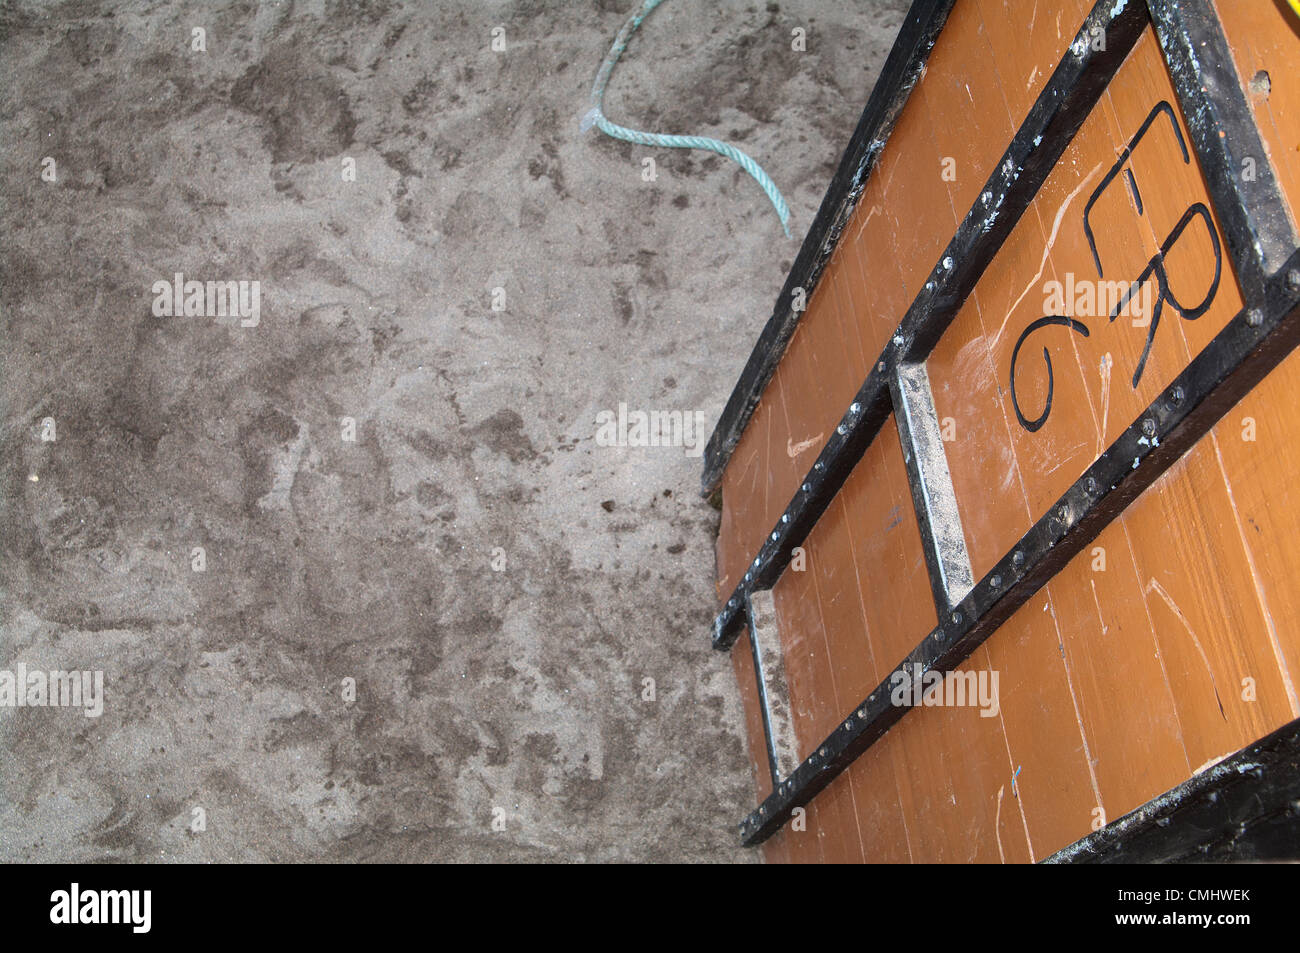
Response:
[[583, 0, 792, 237]]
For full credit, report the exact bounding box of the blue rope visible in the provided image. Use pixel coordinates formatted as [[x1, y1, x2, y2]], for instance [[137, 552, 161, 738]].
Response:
[[582, 0, 792, 237]]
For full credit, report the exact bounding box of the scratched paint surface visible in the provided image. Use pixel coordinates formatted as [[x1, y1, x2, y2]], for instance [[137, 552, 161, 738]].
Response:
[[719, 0, 1300, 863]]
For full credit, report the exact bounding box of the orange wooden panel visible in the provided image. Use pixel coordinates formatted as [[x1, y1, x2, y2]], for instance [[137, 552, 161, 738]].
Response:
[[887, 651, 1034, 863], [766, 337, 824, 523], [843, 172, 914, 362], [975, 0, 1095, 131], [981, 587, 1100, 859], [806, 496, 881, 723], [1213, 0, 1300, 228], [826, 259, 872, 384], [1046, 521, 1192, 821], [771, 554, 863, 863], [910, 0, 1018, 220], [845, 733, 916, 864], [715, 0, 1300, 866], [869, 95, 961, 310], [1209, 344, 1300, 697], [840, 417, 938, 673], [1121, 439, 1299, 771]]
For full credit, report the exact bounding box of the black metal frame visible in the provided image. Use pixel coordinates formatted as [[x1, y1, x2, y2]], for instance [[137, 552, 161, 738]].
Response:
[[709, 0, 1300, 849]]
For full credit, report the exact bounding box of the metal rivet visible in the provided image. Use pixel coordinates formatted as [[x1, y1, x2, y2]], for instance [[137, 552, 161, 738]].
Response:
[[1170, 385, 1185, 405], [1247, 308, 1263, 327], [1058, 505, 1069, 523], [877, 361, 886, 372], [951, 610, 962, 625], [1085, 477, 1097, 494], [990, 574, 1002, 589], [836, 424, 847, 436], [819, 747, 828, 758], [781, 514, 789, 524], [857, 707, 867, 719], [1142, 418, 1156, 437], [1012, 551, 1025, 569], [801, 482, 810, 493], [1288, 269, 1300, 291], [850, 402, 861, 414], [844, 718, 853, 730], [814, 461, 824, 471]]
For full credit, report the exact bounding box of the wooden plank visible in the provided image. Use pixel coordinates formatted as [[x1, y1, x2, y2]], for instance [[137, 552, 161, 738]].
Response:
[[911, 0, 1018, 219], [800, 495, 873, 863], [1045, 521, 1192, 823], [842, 172, 914, 363], [1121, 439, 1299, 771], [869, 87, 961, 311], [1208, 344, 1300, 701], [840, 417, 938, 672], [885, 649, 1034, 863], [981, 588, 1101, 859], [974, 0, 1095, 131]]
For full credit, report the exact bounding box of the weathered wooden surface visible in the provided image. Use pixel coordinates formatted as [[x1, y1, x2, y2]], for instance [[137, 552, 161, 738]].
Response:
[[717, 0, 1300, 863]]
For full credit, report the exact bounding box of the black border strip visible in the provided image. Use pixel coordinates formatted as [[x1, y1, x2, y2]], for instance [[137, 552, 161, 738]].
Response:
[[699, 0, 957, 495], [711, 0, 1149, 653]]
